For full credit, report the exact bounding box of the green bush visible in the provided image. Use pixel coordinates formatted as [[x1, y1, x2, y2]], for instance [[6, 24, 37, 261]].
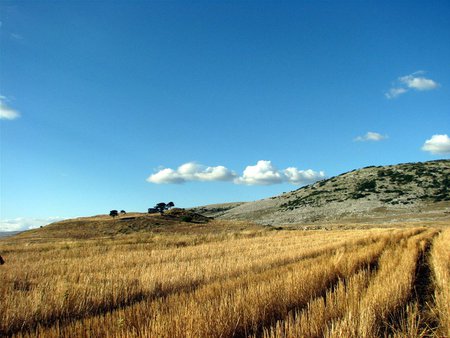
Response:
[[356, 179, 377, 193], [351, 192, 367, 199], [181, 216, 193, 222]]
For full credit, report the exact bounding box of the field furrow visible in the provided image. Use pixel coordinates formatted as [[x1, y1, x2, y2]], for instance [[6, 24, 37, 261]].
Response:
[[324, 229, 437, 338], [260, 268, 374, 338], [429, 228, 450, 337], [256, 229, 437, 338]]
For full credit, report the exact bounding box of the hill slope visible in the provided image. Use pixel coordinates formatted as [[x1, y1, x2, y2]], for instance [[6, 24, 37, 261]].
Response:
[[12, 209, 218, 240], [8, 208, 274, 242], [204, 160, 450, 225]]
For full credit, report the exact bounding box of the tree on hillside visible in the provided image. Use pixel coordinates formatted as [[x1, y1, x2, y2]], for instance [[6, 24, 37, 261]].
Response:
[[120, 210, 126, 215], [154, 202, 168, 215], [110, 210, 119, 218], [167, 201, 175, 209]]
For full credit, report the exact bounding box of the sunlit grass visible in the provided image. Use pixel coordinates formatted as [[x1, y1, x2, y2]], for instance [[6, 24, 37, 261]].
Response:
[[0, 220, 448, 337]]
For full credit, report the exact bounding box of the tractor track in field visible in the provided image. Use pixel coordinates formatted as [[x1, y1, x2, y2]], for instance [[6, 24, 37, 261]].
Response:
[[381, 232, 440, 337], [412, 236, 439, 336]]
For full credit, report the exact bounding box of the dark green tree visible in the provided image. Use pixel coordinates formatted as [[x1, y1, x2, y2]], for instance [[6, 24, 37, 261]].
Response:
[[154, 202, 167, 215], [109, 210, 119, 218]]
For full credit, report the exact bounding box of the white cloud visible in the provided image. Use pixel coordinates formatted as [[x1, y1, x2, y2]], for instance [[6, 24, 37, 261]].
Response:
[[385, 71, 439, 99], [147, 162, 237, 184], [235, 160, 284, 185], [283, 167, 326, 185], [236, 161, 325, 185], [0, 217, 65, 232], [421, 134, 450, 155], [355, 131, 388, 142], [147, 160, 326, 186], [385, 87, 407, 99], [0, 96, 20, 120], [399, 74, 439, 91], [147, 168, 184, 184]]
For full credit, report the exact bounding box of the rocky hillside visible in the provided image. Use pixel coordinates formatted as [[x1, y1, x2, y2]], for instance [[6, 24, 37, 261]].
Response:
[[189, 202, 246, 217], [204, 160, 450, 225]]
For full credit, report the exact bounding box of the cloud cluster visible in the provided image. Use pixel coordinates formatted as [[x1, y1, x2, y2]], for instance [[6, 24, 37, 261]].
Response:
[[147, 161, 325, 186], [147, 162, 237, 184], [0, 96, 20, 120], [355, 132, 388, 142], [385, 71, 439, 99], [236, 160, 283, 185], [236, 160, 325, 185], [422, 134, 450, 155], [0, 217, 65, 232]]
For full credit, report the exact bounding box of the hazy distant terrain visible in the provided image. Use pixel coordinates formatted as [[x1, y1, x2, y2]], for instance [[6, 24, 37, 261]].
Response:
[[0, 231, 22, 238], [192, 160, 450, 225]]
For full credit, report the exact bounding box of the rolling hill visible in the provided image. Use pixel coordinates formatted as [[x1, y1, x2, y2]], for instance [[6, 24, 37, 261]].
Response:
[[192, 160, 450, 225], [10, 208, 267, 241]]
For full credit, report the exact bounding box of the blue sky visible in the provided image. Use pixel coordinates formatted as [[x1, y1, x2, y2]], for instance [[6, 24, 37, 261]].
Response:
[[1, 1, 449, 231]]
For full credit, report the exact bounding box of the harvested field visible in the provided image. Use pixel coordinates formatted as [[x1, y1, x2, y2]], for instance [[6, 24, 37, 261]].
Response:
[[0, 220, 449, 337]]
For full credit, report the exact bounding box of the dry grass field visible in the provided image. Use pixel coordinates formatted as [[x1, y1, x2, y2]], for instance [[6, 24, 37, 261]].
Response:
[[0, 216, 449, 337]]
